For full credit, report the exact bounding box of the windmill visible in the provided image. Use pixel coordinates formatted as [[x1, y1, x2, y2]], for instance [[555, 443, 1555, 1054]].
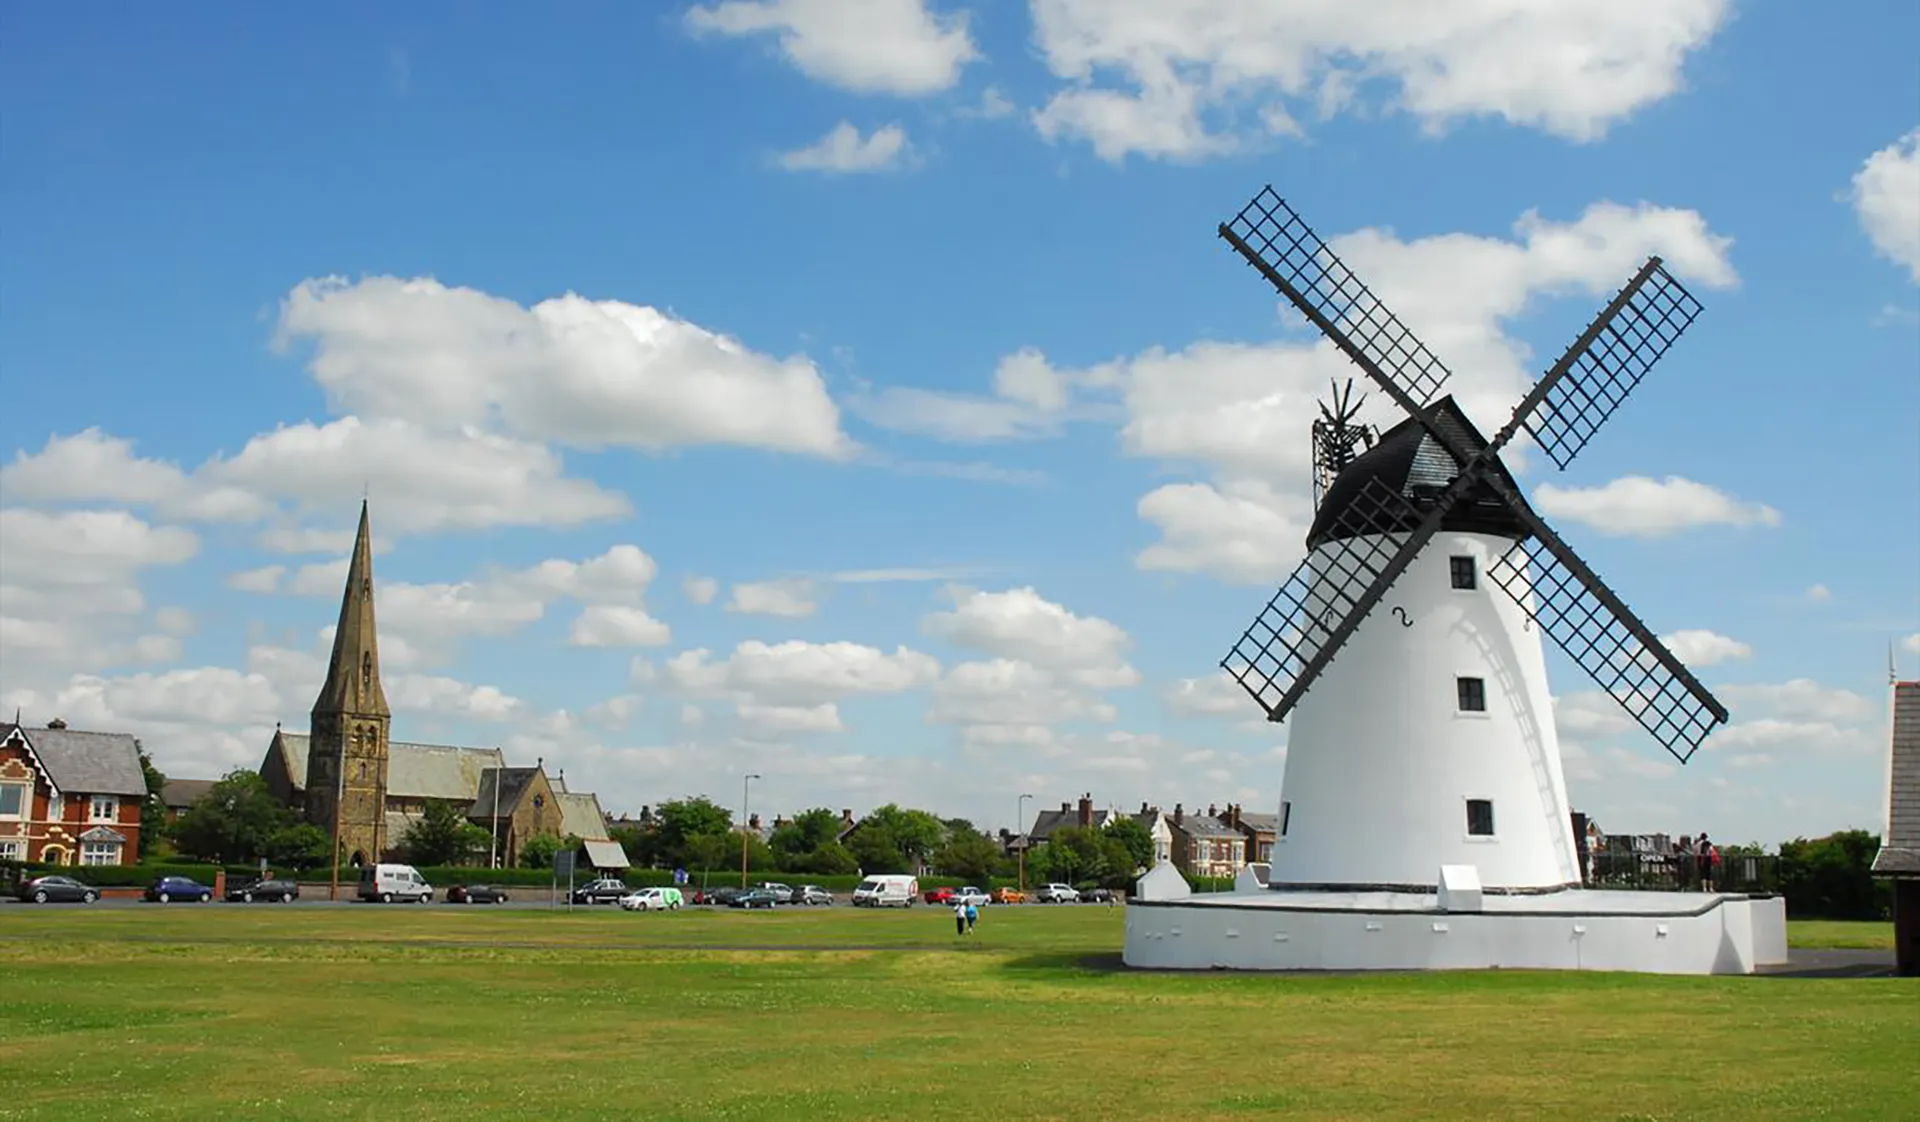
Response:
[[1212, 187, 1729, 893]]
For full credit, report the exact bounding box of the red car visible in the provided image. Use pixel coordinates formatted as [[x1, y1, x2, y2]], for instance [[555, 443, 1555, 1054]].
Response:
[[923, 886, 956, 905]]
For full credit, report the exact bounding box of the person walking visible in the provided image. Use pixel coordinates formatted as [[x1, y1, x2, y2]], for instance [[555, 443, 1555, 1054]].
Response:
[[953, 899, 968, 937], [965, 900, 978, 934]]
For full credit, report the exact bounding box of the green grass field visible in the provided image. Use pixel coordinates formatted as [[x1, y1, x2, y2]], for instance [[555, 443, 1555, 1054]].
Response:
[[0, 907, 1912, 1121]]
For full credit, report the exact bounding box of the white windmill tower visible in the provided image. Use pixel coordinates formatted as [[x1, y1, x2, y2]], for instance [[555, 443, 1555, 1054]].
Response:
[[1124, 188, 1786, 975]]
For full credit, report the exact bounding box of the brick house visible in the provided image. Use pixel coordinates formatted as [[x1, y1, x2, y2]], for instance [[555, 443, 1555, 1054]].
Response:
[[0, 720, 149, 866], [160, 777, 217, 823], [1168, 803, 1245, 879], [1026, 795, 1174, 869], [1217, 803, 1279, 865]]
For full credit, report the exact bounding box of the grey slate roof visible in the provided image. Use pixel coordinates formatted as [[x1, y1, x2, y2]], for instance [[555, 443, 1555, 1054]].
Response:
[[1234, 812, 1280, 834], [555, 791, 610, 841], [275, 732, 503, 802], [1171, 815, 1242, 839], [1871, 681, 1920, 877], [162, 777, 218, 810], [1029, 808, 1121, 841], [19, 727, 148, 796], [469, 767, 540, 818]]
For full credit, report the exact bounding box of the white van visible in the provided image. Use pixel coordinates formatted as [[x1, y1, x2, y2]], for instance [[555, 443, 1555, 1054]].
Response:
[[359, 863, 434, 903], [851, 874, 918, 907]]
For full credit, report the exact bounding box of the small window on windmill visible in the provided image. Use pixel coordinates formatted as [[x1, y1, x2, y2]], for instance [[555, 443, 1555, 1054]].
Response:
[[1449, 555, 1477, 590], [1280, 801, 1291, 837], [1466, 799, 1495, 837], [1456, 677, 1487, 712]]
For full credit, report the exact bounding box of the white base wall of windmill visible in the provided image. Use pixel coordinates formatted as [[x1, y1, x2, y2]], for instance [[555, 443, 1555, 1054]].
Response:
[[1272, 530, 1583, 892], [1122, 887, 1790, 975]]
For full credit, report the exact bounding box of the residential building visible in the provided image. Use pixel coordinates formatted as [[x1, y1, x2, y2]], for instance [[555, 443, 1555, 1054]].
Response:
[[1168, 803, 1245, 879], [0, 720, 148, 865], [1027, 795, 1173, 867], [1217, 803, 1279, 865], [159, 777, 217, 823]]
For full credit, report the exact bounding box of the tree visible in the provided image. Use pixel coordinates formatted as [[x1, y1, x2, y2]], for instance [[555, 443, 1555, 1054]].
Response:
[[519, 832, 567, 870], [265, 823, 332, 868], [1104, 816, 1155, 872], [770, 808, 855, 874], [788, 839, 859, 875], [931, 830, 1002, 882], [651, 796, 736, 869], [844, 804, 945, 873], [1776, 830, 1888, 920], [136, 744, 167, 858], [402, 800, 491, 866], [1036, 825, 1136, 889], [171, 770, 295, 863], [609, 822, 655, 868]]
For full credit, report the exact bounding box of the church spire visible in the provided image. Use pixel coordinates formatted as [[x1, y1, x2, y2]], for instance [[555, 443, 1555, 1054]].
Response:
[[312, 499, 390, 719]]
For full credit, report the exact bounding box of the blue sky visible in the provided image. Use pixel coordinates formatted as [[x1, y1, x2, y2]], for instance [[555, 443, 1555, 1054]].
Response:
[[2, 1, 1915, 844]]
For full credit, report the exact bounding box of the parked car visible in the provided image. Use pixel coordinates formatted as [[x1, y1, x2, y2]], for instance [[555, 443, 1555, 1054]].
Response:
[[359, 863, 434, 903], [730, 888, 780, 909], [145, 875, 213, 903], [1034, 883, 1080, 904], [694, 886, 741, 906], [571, 878, 630, 905], [951, 886, 991, 906], [618, 886, 684, 912], [924, 886, 956, 905], [226, 878, 300, 903], [851, 874, 918, 907], [16, 874, 98, 904], [756, 881, 796, 904], [795, 885, 835, 906], [446, 884, 510, 904], [1081, 887, 1117, 904], [991, 887, 1027, 904]]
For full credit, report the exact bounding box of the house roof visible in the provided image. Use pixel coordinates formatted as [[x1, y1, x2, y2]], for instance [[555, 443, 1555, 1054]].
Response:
[[1029, 808, 1122, 840], [16, 726, 148, 796], [1234, 812, 1280, 834], [555, 791, 609, 841], [469, 767, 541, 818], [582, 838, 629, 869], [274, 732, 504, 801], [1171, 815, 1242, 839], [162, 777, 218, 810], [1871, 681, 1920, 877]]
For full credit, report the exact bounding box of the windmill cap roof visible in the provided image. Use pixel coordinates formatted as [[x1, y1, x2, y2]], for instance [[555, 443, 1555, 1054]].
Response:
[[1306, 395, 1530, 549]]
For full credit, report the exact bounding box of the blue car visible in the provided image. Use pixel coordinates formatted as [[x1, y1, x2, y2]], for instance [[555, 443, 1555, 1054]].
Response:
[[144, 875, 212, 903]]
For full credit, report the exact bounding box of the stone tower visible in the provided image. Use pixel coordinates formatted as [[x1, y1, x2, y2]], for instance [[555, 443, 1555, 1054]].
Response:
[[304, 500, 392, 865]]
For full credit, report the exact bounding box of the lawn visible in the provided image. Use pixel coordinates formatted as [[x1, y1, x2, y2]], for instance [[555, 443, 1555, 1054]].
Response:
[[0, 906, 1911, 1121]]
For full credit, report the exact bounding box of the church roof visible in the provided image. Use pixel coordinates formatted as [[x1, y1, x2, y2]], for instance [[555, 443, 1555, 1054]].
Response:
[[469, 767, 541, 818], [555, 791, 610, 841], [1871, 681, 1920, 877], [312, 500, 390, 719], [1307, 396, 1528, 549], [273, 732, 503, 802]]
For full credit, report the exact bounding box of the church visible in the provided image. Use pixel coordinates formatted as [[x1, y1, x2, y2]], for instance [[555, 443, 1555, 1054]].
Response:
[[258, 501, 627, 872]]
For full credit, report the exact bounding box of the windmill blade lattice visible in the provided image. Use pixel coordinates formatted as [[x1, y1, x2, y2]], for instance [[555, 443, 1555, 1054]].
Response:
[[1487, 534, 1727, 763], [1224, 477, 1427, 718], [1523, 258, 1705, 470], [1221, 188, 1453, 406]]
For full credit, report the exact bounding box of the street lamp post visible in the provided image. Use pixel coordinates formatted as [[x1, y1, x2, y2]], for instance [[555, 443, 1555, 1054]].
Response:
[[741, 773, 761, 889], [1017, 792, 1033, 892]]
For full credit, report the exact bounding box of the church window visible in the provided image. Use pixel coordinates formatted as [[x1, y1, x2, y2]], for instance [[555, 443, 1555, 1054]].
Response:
[[1449, 556, 1477, 590], [1456, 677, 1487, 712], [1466, 799, 1496, 837], [358, 761, 368, 782], [361, 652, 372, 691]]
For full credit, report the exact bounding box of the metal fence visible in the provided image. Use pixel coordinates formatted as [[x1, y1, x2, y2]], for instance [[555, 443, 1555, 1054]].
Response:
[[1585, 849, 1778, 894]]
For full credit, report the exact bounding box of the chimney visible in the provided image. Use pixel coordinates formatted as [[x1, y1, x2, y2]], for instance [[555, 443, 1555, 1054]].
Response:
[[749, 813, 761, 830], [1173, 802, 1184, 826], [841, 808, 855, 826], [1231, 804, 1242, 829], [1077, 793, 1093, 827], [1207, 803, 1218, 818], [1060, 801, 1070, 813], [47, 717, 67, 730]]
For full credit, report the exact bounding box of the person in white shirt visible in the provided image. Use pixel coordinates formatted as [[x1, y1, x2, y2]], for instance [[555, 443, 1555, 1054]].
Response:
[[952, 900, 968, 936]]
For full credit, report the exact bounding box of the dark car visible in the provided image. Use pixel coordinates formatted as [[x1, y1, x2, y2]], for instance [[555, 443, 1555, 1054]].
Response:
[[729, 888, 780, 909], [447, 884, 510, 904], [696, 886, 742, 906], [226, 878, 300, 903], [16, 875, 98, 904], [569, 878, 629, 905], [145, 875, 212, 903]]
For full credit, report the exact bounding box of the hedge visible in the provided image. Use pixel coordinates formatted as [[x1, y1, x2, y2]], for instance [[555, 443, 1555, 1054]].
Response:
[[3, 860, 271, 888]]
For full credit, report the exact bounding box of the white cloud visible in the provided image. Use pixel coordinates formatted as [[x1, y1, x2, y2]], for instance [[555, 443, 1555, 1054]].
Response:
[[0, 509, 199, 677], [726, 579, 819, 618], [778, 121, 914, 173], [0, 429, 269, 522], [665, 639, 940, 709], [226, 565, 286, 593], [1659, 629, 1752, 667], [387, 674, 525, 722], [683, 575, 719, 605], [685, 0, 978, 96], [1850, 126, 1920, 282], [275, 276, 854, 460], [1903, 633, 1920, 655], [1805, 583, 1832, 604], [849, 347, 1113, 441], [1134, 480, 1312, 586], [958, 86, 1014, 120], [568, 605, 673, 648], [921, 585, 1138, 688], [1719, 679, 1875, 724], [738, 701, 845, 735], [1534, 476, 1780, 538], [1026, 0, 1731, 163], [928, 657, 1118, 736], [1166, 672, 1249, 717]]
